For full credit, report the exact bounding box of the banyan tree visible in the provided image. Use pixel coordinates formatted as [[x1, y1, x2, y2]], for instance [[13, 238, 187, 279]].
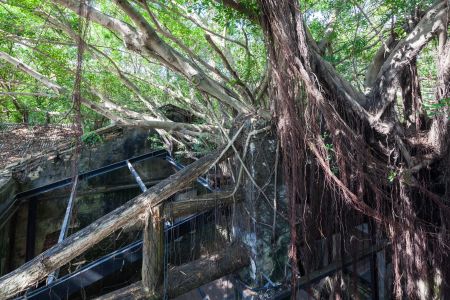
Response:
[[0, 0, 449, 299]]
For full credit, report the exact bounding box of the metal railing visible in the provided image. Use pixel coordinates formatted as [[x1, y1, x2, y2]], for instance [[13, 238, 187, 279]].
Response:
[[0, 149, 216, 299]]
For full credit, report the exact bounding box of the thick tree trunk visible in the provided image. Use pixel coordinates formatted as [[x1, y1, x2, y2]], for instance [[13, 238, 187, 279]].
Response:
[[399, 59, 425, 129], [258, 1, 450, 299]]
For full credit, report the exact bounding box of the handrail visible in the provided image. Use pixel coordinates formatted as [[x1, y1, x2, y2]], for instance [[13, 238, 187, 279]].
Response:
[[16, 149, 168, 200]]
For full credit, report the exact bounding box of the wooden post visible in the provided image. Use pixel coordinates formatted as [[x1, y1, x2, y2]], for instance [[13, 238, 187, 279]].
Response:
[[142, 207, 164, 297], [128, 159, 164, 296]]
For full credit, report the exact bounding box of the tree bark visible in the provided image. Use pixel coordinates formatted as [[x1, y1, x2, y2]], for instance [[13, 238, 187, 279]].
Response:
[[163, 188, 242, 219], [95, 243, 249, 300], [399, 59, 425, 129], [52, 0, 252, 114], [80, 96, 215, 133], [0, 51, 64, 94], [142, 207, 163, 296], [366, 1, 448, 116]]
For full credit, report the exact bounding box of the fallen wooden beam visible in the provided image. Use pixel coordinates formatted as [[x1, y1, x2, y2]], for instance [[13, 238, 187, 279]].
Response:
[[162, 188, 242, 219], [95, 243, 249, 300], [0, 145, 230, 299]]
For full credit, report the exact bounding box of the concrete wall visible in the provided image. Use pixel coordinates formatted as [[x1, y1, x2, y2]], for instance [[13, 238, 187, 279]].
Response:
[[0, 127, 174, 275], [231, 119, 289, 288]]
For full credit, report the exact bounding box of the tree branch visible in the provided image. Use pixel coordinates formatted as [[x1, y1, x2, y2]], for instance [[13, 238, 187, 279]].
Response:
[[95, 243, 249, 299], [205, 34, 255, 103], [0, 51, 64, 93], [52, 0, 252, 114], [366, 0, 449, 116]]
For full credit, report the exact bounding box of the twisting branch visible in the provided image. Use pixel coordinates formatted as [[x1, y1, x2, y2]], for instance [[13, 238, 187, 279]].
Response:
[[366, 0, 449, 116], [364, 34, 398, 89], [52, 0, 252, 114], [148, 0, 248, 49], [124, 71, 210, 121], [350, 0, 391, 53], [317, 9, 339, 54], [115, 0, 252, 113], [0, 51, 64, 93], [205, 34, 255, 104], [139, 1, 232, 85]]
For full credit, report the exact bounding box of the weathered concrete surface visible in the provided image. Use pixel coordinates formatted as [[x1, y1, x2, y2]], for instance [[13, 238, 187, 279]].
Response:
[[0, 170, 16, 216], [232, 119, 289, 287], [0, 126, 173, 275], [18, 126, 160, 190]]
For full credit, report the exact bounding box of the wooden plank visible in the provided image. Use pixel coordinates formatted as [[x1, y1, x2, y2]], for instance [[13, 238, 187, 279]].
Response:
[[95, 243, 249, 300], [163, 189, 241, 219]]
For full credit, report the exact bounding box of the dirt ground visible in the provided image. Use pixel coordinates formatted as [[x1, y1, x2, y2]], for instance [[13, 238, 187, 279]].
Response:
[[0, 123, 75, 169]]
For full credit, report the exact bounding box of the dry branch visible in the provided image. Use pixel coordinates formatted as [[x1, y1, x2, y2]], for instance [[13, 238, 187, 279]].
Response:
[[0, 51, 64, 93]]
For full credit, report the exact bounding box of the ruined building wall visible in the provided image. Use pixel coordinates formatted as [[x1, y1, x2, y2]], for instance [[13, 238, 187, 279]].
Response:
[[0, 127, 172, 275], [232, 119, 289, 288]]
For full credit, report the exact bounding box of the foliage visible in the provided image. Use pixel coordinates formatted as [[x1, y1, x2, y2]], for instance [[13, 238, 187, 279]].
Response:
[[387, 169, 397, 183], [1, 0, 448, 128], [423, 98, 450, 118], [147, 132, 164, 149], [81, 131, 103, 146], [0, 0, 449, 299]]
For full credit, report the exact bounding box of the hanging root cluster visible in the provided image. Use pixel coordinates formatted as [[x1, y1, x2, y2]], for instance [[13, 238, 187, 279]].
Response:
[[260, 0, 449, 299]]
